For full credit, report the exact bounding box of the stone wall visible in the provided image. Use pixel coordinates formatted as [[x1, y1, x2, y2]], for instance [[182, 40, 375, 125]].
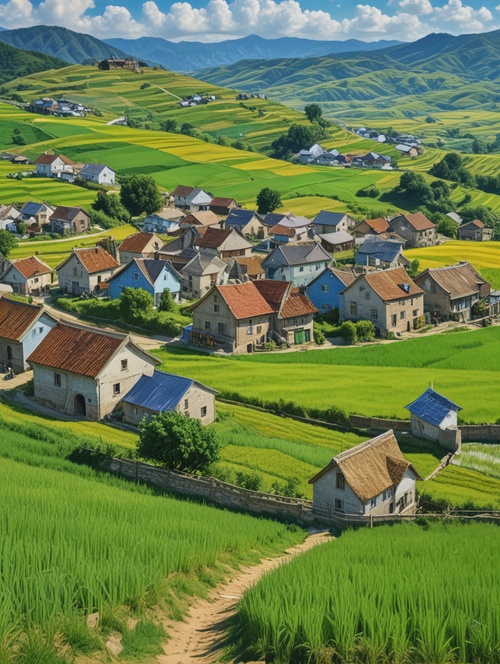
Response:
[[459, 425, 500, 442], [350, 415, 411, 432]]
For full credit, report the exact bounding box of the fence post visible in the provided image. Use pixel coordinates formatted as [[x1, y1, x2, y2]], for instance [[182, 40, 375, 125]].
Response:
[[370, 514, 373, 529]]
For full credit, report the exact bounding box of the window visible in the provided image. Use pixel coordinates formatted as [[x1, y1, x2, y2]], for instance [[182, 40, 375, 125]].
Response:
[[336, 472, 345, 490], [54, 373, 61, 387], [204, 320, 211, 331], [365, 291, 371, 300], [184, 399, 189, 410], [133, 407, 138, 415], [133, 272, 139, 280], [400, 310, 406, 320], [371, 308, 378, 320], [97, 275, 102, 284], [391, 314, 397, 327], [39, 327, 43, 334], [370, 497, 377, 509], [113, 383, 120, 395], [34, 277, 39, 283], [299, 266, 304, 272], [304, 329, 311, 342], [218, 322, 227, 336], [350, 302, 357, 316], [413, 309, 419, 317], [73, 267, 78, 276], [188, 275, 193, 287], [321, 285, 328, 293], [334, 499, 343, 511], [214, 295, 218, 302], [256, 325, 262, 334], [214, 304, 219, 313], [201, 406, 207, 417], [121, 359, 128, 371], [247, 322, 253, 334]]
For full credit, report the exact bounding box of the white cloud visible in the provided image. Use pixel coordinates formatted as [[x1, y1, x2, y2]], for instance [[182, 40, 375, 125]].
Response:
[[398, 0, 433, 15], [433, 0, 493, 30]]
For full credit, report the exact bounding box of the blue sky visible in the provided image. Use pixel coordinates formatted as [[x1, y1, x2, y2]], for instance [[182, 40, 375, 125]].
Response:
[[0, 0, 498, 41]]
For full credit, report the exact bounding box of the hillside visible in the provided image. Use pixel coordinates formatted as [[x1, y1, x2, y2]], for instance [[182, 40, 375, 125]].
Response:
[[0, 41, 67, 85], [0, 26, 131, 64], [105, 34, 401, 72]]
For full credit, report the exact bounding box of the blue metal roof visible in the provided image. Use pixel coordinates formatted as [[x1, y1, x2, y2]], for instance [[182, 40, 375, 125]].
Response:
[[21, 201, 43, 216], [80, 163, 109, 176], [226, 209, 257, 229], [313, 210, 348, 227], [122, 370, 194, 412], [356, 237, 402, 264], [405, 388, 462, 426]]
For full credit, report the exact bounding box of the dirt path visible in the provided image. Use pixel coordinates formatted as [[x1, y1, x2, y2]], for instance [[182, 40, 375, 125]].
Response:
[[157, 530, 332, 664]]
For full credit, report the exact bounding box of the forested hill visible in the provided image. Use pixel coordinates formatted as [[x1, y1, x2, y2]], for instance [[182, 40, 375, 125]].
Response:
[[0, 41, 68, 85]]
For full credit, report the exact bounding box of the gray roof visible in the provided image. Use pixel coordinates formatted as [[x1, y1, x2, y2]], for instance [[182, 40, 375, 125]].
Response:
[[262, 244, 332, 269], [319, 231, 354, 244], [405, 388, 462, 427], [21, 201, 45, 216], [226, 209, 260, 229], [356, 236, 402, 264], [80, 163, 113, 176], [182, 252, 226, 276], [313, 210, 352, 227]]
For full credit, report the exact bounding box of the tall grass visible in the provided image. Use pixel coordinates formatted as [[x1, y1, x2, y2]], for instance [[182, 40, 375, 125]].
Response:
[[453, 444, 500, 479], [236, 523, 500, 663]]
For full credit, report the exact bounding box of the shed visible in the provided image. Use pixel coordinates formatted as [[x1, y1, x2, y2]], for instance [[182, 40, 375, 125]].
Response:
[[405, 388, 462, 446]]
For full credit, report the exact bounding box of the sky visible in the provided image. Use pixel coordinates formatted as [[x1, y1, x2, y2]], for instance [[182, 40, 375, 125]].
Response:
[[0, 0, 498, 42]]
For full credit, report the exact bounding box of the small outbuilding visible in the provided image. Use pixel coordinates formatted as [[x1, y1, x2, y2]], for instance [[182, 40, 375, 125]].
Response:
[[405, 388, 462, 449]]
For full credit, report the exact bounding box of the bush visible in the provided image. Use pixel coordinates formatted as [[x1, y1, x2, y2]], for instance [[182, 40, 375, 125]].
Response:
[[313, 329, 326, 345], [340, 320, 357, 344], [235, 471, 262, 491], [157, 288, 178, 313], [356, 185, 380, 198], [355, 320, 375, 342], [413, 315, 426, 330], [89, 209, 122, 230]]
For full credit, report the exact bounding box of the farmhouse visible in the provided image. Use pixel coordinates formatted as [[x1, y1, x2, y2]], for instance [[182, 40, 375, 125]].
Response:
[[269, 224, 309, 245], [121, 370, 218, 426], [181, 252, 226, 299], [389, 212, 436, 248], [312, 211, 356, 235], [262, 244, 332, 287], [19, 201, 53, 226], [79, 164, 116, 185], [27, 322, 159, 420], [406, 388, 462, 449], [180, 210, 221, 229], [457, 220, 493, 242], [310, 430, 422, 516], [107, 259, 181, 304], [306, 267, 356, 312], [143, 208, 185, 234], [49, 206, 91, 235], [414, 262, 490, 322], [317, 231, 354, 254], [342, 267, 424, 335], [0, 297, 58, 373], [209, 197, 238, 216], [195, 227, 253, 259], [355, 236, 407, 269], [118, 232, 162, 265], [0, 256, 52, 295], [352, 217, 390, 239], [172, 185, 212, 211], [57, 247, 120, 295], [35, 153, 74, 177], [225, 209, 266, 238]]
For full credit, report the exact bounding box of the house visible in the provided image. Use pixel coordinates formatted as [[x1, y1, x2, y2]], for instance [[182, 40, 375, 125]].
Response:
[[195, 227, 253, 259], [317, 231, 354, 254], [389, 212, 436, 248], [56, 247, 120, 295], [171, 185, 212, 211], [269, 223, 309, 244], [98, 58, 138, 70], [0, 256, 52, 295], [49, 206, 91, 235], [342, 267, 424, 335], [406, 388, 462, 446], [35, 153, 74, 177], [209, 197, 238, 216], [107, 259, 181, 305], [225, 209, 266, 238], [189, 280, 316, 353], [262, 244, 332, 287], [118, 232, 163, 265], [27, 322, 159, 420], [414, 262, 491, 322], [121, 370, 218, 426], [355, 236, 407, 269], [306, 267, 356, 312], [143, 209, 185, 234], [227, 255, 265, 280], [309, 430, 422, 516], [181, 252, 227, 299], [457, 220, 493, 242], [19, 201, 54, 226], [0, 297, 58, 373], [396, 144, 419, 157], [79, 164, 116, 185], [312, 211, 356, 235], [352, 217, 389, 239], [262, 212, 288, 228], [180, 210, 221, 229]]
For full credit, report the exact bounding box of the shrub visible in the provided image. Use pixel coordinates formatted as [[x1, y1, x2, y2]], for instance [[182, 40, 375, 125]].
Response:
[[235, 471, 262, 491], [413, 315, 426, 330], [313, 329, 326, 345], [157, 288, 178, 313], [340, 320, 357, 344], [355, 320, 375, 342], [89, 209, 121, 229]]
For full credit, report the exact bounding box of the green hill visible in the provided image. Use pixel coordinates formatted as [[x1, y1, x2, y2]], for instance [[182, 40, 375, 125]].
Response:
[[0, 41, 67, 86]]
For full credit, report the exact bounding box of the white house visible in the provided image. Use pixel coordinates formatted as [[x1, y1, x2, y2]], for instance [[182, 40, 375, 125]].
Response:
[[406, 388, 462, 446], [0, 256, 52, 295], [261, 244, 332, 287], [56, 247, 120, 295], [35, 153, 74, 177], [143, 209, 185, 234], [79, 164, 116, 185], [309, 430, 422, 517], [171, 185, 212, 212]]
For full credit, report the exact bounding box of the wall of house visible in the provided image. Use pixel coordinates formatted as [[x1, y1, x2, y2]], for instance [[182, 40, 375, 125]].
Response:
[[277, 315, 314, 345], [50, 211, 90, 235], [2, 266, 51, 294], [58, 255, 117, 294], [266, 261, 330, 287], [410, 415, 440, 442], [395, 468, 417, 513], [109, 267, 153, 300], [0, 339, 24, 373], [390, 220, 435, 248], [20, 313, 57, 370], [32, 364, 99, 419], [364, 487, 396, 515], [243, 219, 267, 238], [306, 272, 344, 311], [416, 276, 479, 321], [183, 270, 222, 300], [311, 466, 365, 515]]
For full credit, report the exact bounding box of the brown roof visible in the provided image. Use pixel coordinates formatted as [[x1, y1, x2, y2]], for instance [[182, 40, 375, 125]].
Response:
[[58, 247, 119, 274], [36, 153, 74, 166], [27, 322, 125, 377], [253, 280, 290, 311], [50, 205, 88, 222], [331, 268, 357, 287], [210, 197, 236, 207], [0, 297, 45, 341], [172, 185, 194, 197], [310, 430, 423, 501], [281, 287, 317, 318], [364, 217, 389, 233], [9, 256, 51, 279], [362, 267, 423, 301], [196, 228, 232, 249], [216, 282, 275, 319], [119, 232, 160, 254], [183, 211, 220, 227], [270, 224, 295, 238], [234, 256, 265, 276], [398, 212, 435, 231], [416, 262, 489, 300], [461, 219, 485, 229]]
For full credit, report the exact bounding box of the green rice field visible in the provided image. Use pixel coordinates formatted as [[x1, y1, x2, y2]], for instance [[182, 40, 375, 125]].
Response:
[[453, 444, 500, 479], [236, 522, 500, 663]]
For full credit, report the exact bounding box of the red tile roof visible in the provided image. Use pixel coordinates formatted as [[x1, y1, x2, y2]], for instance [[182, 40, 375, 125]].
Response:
[[217, 282, 275, 319], [364, 267, 423, 301], [27, 323, 125, 377], [253, 280, 289, 311], [60, 247, 119, 274], [36, 153, 74, 165], [234, 256, 265, 277], [401, 212, 435, 231], [172, 185, 194, 197], [0, 297, 45, 341], [364, 217, 389, 233], [270, 224, 295, 237], [196, 228, 232, 248], [10, 256, 51, 279], [119, 232, 160, 254], [281, 288, 318, 318]]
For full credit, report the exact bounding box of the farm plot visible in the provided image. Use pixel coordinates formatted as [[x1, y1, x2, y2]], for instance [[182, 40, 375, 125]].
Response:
[[236, 522, 500, 664], [453, 443, 500, 479]]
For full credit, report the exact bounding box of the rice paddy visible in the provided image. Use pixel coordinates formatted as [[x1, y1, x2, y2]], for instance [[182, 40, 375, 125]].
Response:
[[453, 444, 500, 479], [236, 522, 500, 664]]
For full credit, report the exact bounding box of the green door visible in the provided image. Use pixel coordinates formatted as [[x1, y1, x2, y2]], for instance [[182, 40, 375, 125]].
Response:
[[294, 329, 306, 345]]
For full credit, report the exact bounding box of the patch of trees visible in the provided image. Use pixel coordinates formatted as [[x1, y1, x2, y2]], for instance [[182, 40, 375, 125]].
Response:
[[256, 188, 282, 214], [120, 175, 163, 217], [271, 122, 327, 160], [394, 171, 455, 214], [0, 229, 18, 257], [91, 191, 129, 229], [472, 134, 500, 154], [430, 152, 500, 196]]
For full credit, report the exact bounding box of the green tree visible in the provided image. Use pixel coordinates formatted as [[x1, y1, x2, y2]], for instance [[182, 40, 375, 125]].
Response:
[[119, 287, 153, 324], [407, 259, 420, 278], [256, 188, 282, 214], [137, 411, 220, 473], [271, 122, 326, 159], [304, 104, 322, 123], [93, 191, 129, 222], [0, 229, 18, 258], [160, 119, 178, 133], [157, 288, 177, 313], [120, 175, 163, 217], [472, 138, 487, 154], [180, 123, 196, 136], [437, 217, 458, 238], [429, 152, 476, 188], [16, 221, 27, 236], [339, 320, 357, 345]]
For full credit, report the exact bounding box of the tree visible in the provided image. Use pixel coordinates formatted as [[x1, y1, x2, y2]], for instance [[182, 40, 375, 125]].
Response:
[[304, 103, 322, 123], [437, 217, 458, 239], [429, 153, 476, 188], [16, 221, 27, 236], [119, 287, 153, 324], [93, 191, 129, 222], [339, 320, 357, 345], [270, 122, 327, 159], [256, 188, 282, 214], [137, 411, 220, 473], [472, 138, 487, 154], [180, 123, 196, 136], [0, 229, 17, 258], [160, 119, 178, 133], [120, 175, 163, 217], [407, 259, 420, 278], [157, 288, 177, 313]]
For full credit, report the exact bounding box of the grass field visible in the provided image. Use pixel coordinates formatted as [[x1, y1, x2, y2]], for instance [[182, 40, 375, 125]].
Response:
[[236, 522, 500, 663], [453, 443, 500, 479]]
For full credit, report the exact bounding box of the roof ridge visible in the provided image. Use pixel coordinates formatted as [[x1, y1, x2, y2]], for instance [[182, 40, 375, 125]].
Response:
[[333, 430, 395, 462]]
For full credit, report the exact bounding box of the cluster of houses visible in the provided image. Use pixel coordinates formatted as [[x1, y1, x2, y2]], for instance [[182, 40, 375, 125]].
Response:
[[28, 98, 87, 118], [179, 94, 216, 108], [298, 144, 393, 169], [33, 151, 116, 186], [98, 58, 139, 71], [349, 127, 425, 157], [446, 212, 493, 242], [0, 201, 92, 236]]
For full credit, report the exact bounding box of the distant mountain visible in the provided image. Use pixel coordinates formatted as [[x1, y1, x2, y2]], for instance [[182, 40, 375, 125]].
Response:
[[104, 34, 402, 72], [0, 41, 67, 85], [0, 26, 131, 65]]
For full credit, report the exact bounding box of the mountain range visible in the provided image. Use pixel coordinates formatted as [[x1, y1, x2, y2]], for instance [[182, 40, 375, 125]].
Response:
[[0, 40, 67, 86]]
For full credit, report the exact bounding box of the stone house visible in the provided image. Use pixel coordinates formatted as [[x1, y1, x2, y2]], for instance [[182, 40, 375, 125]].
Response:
[[143, 209, 185, 234], [457, 220, 493, 242], [118, 232, 163, 265], [389, 212, 436, 248], [225, 209, 266, 238], [27, 322, 160, 420], [406, 388, 462, 450], [414, 262, 490, 322], [181, 252, 227, 299], [195, 227, 253, 259], [309, 430, 422, 516], [79, 163, 116, 185], [19, 201, 54, 227], [56, 247, 120, 295], [262, 244, 332, 287], [352, 217, 389, 239], [107, 258, 181, 304], [269, 224, 309, 244], [172, 185, 212, 211], [209, 197, 238, 216], [49, 206, 91, 235], [312, 211, 356, 235], [0, 297, 58, 373], [35, 153, 74, 177], [230, 256, 265, 280], [355, 236, 408, 269], [0, 256, 52, 295], [306, 267, 356, 312], [121, 370, 218, 426], [341, 267, 424, 335]]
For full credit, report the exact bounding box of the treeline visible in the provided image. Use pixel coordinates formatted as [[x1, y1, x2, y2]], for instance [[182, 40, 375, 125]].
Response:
[[430, 152, 500, 196]]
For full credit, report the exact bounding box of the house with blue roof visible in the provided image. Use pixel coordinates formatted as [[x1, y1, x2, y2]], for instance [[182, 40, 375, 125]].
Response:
[[405, 388, 462, 447], [225, 209, 266, 239], [355, 236, 408, 269], [107, 258, 182, 305], [306, 267, 356, 313], [79, 163, 116, 185], [19, 201, 54, 226], [121, 369, 218, 425]]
